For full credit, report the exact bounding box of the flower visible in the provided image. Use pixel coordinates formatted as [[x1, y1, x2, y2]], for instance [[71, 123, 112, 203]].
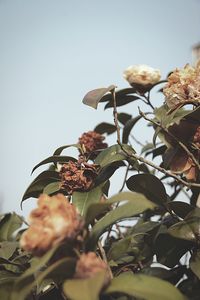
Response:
[[20, 194, 83, 256], [78, 131, 107, 159], [59, 160, 99, 194], [75, 252, 111, 285], [163, 123, 200, 181], [123, 64, 161, 87], [163, 63, 200, 111]]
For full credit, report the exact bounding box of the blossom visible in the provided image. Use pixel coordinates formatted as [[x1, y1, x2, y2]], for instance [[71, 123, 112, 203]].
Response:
[[123, 64, 161, 87], [20, 194, 83, 256], [75, 252, 111, 285], [163, 63, 200, 110], [59, 160, 99, 194], [78, 131, 107, 159]]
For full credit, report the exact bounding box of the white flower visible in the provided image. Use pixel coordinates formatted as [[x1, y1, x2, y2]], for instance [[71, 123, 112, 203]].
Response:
[[123, 64, 161, 86]]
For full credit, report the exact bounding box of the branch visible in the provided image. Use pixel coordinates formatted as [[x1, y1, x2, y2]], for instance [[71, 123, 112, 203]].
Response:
[[111, 88, 121, 144], [119, 143, 200, 188], [139, 110, 200, 172]]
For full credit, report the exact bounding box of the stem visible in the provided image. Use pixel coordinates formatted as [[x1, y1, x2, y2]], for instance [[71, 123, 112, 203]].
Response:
[[111, 89, 121, 144]]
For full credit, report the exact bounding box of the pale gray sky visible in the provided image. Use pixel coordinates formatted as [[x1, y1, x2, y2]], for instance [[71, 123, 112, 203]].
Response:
[[1, 0, 200, 215]]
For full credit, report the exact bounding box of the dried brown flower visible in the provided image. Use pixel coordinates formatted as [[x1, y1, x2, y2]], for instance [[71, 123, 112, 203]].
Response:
[[20, 194, 83, 256], [78, 131, 107, 158], [59, 160, 99, 194], [163, 123, 200, 181], [75, 252, 111, 285], [163, 63, 200, 111]]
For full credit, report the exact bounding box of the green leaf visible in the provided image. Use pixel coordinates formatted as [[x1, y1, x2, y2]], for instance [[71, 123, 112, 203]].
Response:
[[11, 245, 60, 300], [63, 271, 106, 300], [105, 273, 186, 300], [31, 155, 77, 174], [53, 144, 82, 156], [86, 192, 155, 249], [82, 85, 115, 109], [105, 273, 185, 300], [95, 144, 135, 168], [122, 115, 142, 143], [168, 208, 200, 242], [94, 161, 125, 186], [107, 236, 133, 261], [0, 213, 23, 242], [72, 186, 103, 216], [0, 242, 19, 260], [43, 181, 61, 195], [94, 122, 116, 135], [190, 250, 200, 279]]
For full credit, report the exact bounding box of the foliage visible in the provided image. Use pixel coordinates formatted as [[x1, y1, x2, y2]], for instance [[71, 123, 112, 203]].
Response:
[[1, 63, 200, 300]]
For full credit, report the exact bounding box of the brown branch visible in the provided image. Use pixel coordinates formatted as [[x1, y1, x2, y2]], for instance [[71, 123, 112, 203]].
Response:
[[98, 241, 113, 279], [139, 110, 200, 172], [119, 143, 200, 188]]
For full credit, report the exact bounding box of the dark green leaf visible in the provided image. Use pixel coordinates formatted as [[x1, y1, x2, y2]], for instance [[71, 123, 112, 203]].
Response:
[[122, 115, 142, 143], [82, 85, 115, 109], [105, 272, 186, 300], [94, 122, 116, 135], [117, 113, 132, 125], [126, 174, 167, 205], [53, 144, 82, 156], [105, 95, 139, 109], [190, 250, 200, 279], [63, 271, 106, 300], [100, 87, 136, 102], [167, 201, 194, 219], [94, 161, 125, 186], [32, 155, 77, 174]]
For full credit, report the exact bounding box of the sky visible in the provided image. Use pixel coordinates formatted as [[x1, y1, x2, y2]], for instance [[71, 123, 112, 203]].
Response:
[[0, 0, 200, 215]]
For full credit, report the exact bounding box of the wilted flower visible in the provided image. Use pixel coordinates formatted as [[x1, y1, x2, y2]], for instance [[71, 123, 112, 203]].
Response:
[[20, 194, 83, 256], [75, 252, 111, 285], [78, 131, 107, 158], [123, 64, 161, 87], [163, 63, 200, 111], [59, 160, 99, 194], [163, 123, 200, 181]]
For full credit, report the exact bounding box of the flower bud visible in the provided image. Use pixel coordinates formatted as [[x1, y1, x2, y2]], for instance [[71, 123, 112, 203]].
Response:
[[75, 252, 111, 286]]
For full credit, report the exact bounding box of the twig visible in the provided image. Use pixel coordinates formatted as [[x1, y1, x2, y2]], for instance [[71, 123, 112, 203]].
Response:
[[119, 163, 130, 193], [111, 88, 121, 144], [119, 143, 200, 188], [98, 241, 113, 279], [139, 110, 200, 172]]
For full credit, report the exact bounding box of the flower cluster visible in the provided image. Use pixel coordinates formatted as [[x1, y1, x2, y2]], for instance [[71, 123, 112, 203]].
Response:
[[20, 194, 83, 256], [75, 252, 111, 285], [78, 131, 107, 158], [123, 64, 161, 87], [163, 63, 200, 110], [59, 160, 99, 194]]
